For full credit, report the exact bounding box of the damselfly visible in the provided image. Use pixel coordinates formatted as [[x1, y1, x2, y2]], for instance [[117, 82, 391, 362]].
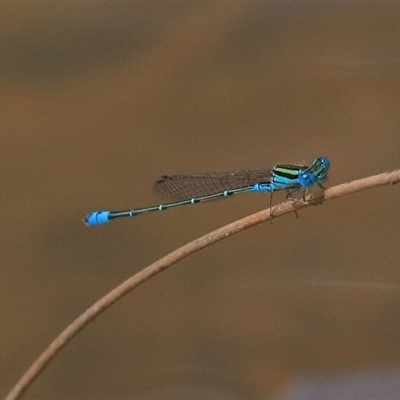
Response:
[[84, 156, 330, 225]]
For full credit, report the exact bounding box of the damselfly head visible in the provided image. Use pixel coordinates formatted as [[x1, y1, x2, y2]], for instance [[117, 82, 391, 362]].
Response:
[[297, 157, 330, 187], [316, 156, 330, 170], [311, 156, 330, 182]]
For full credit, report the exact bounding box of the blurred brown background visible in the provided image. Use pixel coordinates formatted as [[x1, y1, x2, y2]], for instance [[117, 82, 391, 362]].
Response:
[[1, 3, 400, 399]]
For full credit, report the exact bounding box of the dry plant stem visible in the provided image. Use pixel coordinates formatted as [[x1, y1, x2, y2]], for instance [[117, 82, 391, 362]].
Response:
[[5, 168, 400, 400]]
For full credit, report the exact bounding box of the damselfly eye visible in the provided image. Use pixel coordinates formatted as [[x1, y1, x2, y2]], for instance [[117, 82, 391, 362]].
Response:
[[298, 172, 315, 187]]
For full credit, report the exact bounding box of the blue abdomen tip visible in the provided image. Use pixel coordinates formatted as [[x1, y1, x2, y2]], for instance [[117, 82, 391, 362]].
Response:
[[84, 211, 110, 226]]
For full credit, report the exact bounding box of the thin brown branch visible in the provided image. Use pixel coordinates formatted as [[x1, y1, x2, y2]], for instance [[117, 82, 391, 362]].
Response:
[[5, 167, 400, 400]]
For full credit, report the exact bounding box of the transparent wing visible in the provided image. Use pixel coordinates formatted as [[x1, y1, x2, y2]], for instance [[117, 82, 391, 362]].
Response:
[[153, 169, 273, 200]]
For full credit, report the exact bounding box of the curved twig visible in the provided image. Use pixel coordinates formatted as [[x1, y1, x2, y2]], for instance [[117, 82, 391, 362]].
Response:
[[5, 168, 400, 400]]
